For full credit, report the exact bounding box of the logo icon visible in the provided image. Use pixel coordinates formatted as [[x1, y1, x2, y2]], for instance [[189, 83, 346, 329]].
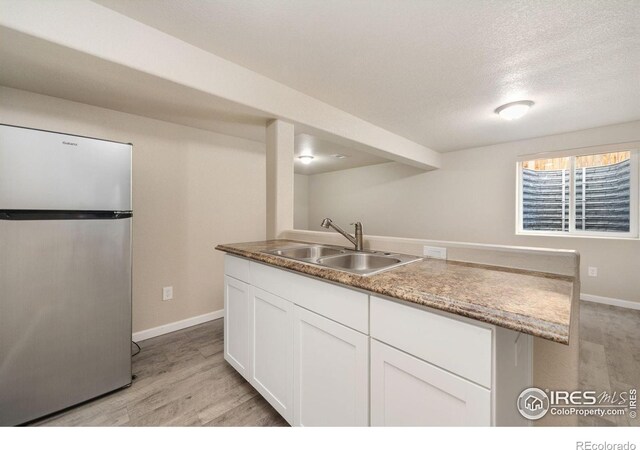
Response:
[[517, 388, 550, 420]]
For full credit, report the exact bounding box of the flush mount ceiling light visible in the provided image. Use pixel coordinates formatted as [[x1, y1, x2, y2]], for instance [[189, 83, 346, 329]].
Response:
[[298, 155, 314, 165], [332, 154, 349, 159], [495, 100, 535, 120]]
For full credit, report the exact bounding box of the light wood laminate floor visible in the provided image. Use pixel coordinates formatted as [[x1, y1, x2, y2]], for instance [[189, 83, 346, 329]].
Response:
[[34, 318, 287, 426], [578, 302, 639, 427], [34, 302, 639, 427]]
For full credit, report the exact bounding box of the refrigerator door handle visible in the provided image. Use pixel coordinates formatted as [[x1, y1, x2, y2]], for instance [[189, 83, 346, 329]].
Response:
[[0, 210, 133, 220]]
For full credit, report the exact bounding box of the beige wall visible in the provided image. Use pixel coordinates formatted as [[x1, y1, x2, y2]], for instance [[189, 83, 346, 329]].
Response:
[[304, 121, 640, 304], [0, 86, 266, 332], [294, 173, 309, 230]]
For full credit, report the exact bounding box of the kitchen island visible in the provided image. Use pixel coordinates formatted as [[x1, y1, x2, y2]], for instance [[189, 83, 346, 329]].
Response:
[[216, 239, 578, 426]]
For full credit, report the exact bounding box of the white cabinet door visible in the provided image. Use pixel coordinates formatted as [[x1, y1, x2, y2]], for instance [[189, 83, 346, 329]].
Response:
[[293, 306, 369, 426], [370, 339, 491, 426], [249, 287, 294, 424], [224, 275, 250, 377]]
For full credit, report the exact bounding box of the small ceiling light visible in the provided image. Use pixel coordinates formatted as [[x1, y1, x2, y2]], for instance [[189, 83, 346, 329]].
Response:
[[495, 100, 534, 120], [332, 154, 348, 159], [298, 155, 314, 165]]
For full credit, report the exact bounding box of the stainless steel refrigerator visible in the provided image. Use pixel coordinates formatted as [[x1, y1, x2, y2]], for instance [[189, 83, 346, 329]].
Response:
[[0, 124, 132, 426]]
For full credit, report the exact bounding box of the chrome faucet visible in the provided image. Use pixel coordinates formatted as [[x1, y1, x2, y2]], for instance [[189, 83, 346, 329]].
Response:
[[320, 218, 363, 251]]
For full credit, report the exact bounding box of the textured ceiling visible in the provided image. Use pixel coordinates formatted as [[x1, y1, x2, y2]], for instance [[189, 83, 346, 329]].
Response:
[[0, 27, 269, 142], [93, 0, 640, 152], [0, 27, 394, 174], [294, 133, 390, 175]]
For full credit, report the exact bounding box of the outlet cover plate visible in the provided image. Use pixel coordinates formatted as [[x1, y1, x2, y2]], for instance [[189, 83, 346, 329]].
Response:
[[423, 246, 447, 260], [162, 286, 173, 301]]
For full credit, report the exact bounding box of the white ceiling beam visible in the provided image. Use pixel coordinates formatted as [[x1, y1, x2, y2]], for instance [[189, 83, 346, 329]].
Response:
[[0, 0, 441, 170]]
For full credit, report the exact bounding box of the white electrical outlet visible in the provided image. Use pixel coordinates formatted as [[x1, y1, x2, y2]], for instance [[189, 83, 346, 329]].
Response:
[[423, 246, 447, 260], [588, 267, 598, 277], [162, 286, 173, 301]]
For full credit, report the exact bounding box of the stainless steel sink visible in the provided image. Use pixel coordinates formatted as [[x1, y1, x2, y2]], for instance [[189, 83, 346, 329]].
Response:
[[271, 245, 346, 260], [318, 254, 402, 272], [263, 244, 421, 276]]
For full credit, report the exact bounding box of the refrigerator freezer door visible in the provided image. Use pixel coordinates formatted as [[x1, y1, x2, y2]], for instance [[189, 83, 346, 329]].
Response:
[[0, 125, 131, 211], [0, 218, 132, 425]]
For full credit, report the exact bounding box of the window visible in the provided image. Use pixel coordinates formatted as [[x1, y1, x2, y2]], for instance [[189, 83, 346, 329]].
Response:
[[517, 147, 639, 238]]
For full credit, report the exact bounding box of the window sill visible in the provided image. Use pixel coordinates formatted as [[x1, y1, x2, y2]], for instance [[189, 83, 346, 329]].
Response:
[[516, 231, 639, 241]]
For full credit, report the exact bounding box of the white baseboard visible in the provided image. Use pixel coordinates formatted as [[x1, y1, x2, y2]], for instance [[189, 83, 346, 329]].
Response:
[[132, 309, 224, 342], [581, 294, 640, 311]]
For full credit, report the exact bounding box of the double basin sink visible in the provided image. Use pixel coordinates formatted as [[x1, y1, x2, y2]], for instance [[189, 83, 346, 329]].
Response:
[[263, 244, 422, 276]]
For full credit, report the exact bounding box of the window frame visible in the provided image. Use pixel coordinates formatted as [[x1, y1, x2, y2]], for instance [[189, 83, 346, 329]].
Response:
[[515, 143, 639, 239]]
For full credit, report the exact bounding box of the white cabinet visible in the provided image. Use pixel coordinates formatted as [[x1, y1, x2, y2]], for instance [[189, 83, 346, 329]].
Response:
[[223, 275, 250, 377], [370, 339, 491, 426], [222, 255, 529, 427], [223, 256, 369, 427], [293, 306, 369, 426], [249, 287, 294, 424]]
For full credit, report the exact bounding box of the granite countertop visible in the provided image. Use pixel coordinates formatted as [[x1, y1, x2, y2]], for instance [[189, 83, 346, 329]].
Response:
[[215, 239, 575, 344]]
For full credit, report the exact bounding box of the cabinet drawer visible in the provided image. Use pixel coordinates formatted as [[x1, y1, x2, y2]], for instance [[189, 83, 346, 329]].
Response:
[[224, 254, 250, 283], [370, 296, 492, 388], [250, 261, 368, 333]]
